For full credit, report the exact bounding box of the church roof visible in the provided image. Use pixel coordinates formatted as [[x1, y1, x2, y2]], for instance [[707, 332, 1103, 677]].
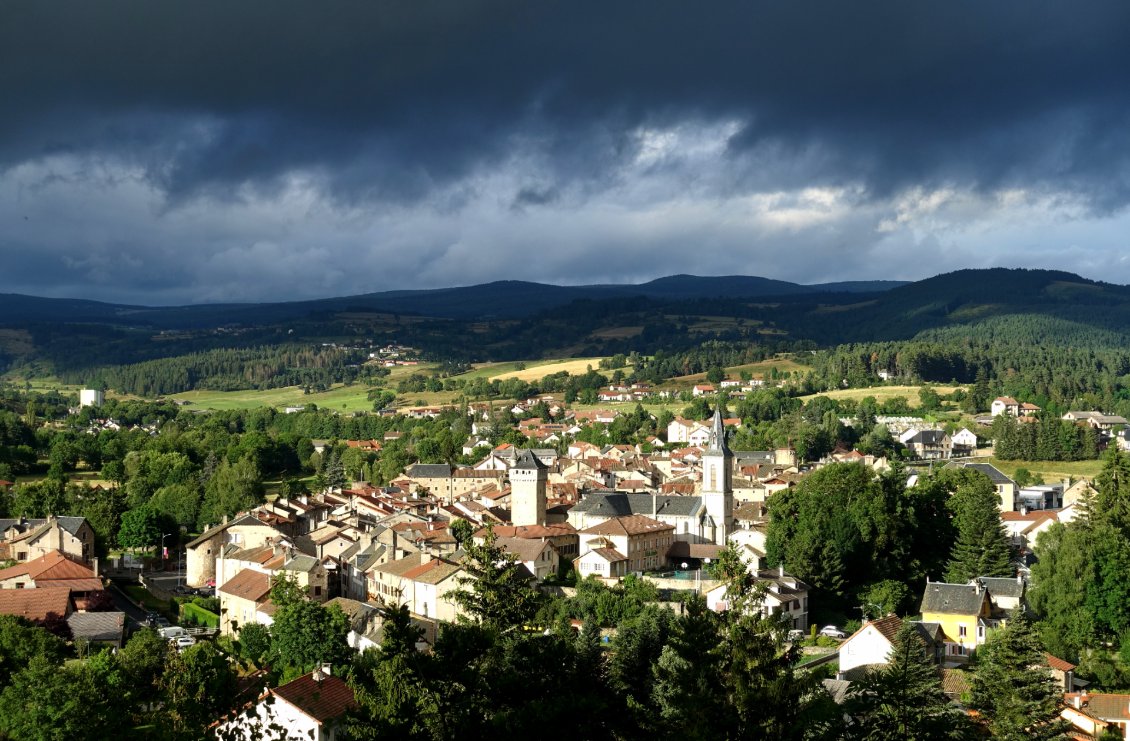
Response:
[[703, 409, 732, 457], [571, 491, 704, 518]]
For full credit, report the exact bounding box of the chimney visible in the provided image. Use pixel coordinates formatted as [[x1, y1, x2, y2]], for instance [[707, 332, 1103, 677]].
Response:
[[778, 564, 784, 578], [223, 514, 229, 525], [652, 493, 657, 517], [91, 557, 99, 578]]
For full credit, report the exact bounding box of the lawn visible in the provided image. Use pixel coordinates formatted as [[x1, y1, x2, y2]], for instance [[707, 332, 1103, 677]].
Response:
[[986, 456, 1104, 482]]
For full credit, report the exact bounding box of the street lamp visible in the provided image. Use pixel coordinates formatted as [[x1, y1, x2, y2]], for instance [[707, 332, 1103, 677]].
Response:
[[161, 533, 172, 565]]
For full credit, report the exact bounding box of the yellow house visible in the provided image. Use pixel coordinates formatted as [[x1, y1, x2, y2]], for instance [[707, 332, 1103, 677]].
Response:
[[920, 580, 993, 664]]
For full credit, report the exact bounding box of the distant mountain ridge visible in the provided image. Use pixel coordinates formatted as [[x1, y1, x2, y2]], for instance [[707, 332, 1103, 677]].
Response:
[[0, 274, 910, 327]]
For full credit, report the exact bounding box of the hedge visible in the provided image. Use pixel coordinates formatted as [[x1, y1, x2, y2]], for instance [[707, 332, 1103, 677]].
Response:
[[180, 601, 220, 628]]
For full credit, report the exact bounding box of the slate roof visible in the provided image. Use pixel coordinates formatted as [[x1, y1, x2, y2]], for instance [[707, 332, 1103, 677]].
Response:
[[976, 576, 1025, 600], [821, 679, 852, 705], [920, 582, 987, 615], [219, 569, 273, 602], [407, 463, 453, 478], [511, 449, 547, 471], [283, 554, 321, 574], [0, 516, 88, 538], [67, 611, 125, 642], [185, 513, 276, 549], [906, 429, 949, 445], [703, 409, 732, 457], [272, 672, 357, 724], [570, 491, 703, 518], [950, 462, 1014, 486]]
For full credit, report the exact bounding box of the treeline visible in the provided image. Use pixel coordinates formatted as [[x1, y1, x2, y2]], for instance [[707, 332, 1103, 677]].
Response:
[[992, 414, 1101, 461], [59, 345, 386, 396], [810, 317, 1130, 416]]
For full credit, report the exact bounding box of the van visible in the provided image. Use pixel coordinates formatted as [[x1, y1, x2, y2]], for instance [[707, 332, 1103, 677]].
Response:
[[158, 626, 187, 640]]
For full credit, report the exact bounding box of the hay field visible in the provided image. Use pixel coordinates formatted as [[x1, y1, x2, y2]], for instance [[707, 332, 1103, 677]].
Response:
[[798, 385, 965, 407], [487, 358, 607, 382]]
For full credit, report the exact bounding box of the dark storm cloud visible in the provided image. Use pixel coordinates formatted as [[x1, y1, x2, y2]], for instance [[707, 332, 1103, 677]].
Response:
[[3, 1, 1130, 304], [3, 1, 1129, 207]]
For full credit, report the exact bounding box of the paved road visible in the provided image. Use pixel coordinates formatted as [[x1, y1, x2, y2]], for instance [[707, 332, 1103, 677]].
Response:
[[106, 580, 151, 631]]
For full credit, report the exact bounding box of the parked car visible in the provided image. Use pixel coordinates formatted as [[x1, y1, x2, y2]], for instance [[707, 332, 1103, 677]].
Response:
[[786, 629, 806, 642], [818, 625, 847, 639], [143, 612, 162, 628], [173, 635, 196, 652], [172, 585, 194, 595]]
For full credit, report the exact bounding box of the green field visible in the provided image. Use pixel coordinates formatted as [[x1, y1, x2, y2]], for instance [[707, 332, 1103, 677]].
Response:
[[673, 357, 810, 384], [986, 456, 1104, 483], [798, 385, 966, 408], [169, 383, 382, 413]]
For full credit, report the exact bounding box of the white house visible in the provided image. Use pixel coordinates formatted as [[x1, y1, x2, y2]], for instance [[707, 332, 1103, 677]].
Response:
[[216, 668, 355, 741], [838, 615, 904, 674]]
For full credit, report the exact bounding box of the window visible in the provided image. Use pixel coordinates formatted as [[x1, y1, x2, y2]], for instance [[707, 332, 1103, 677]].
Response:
[[313, 586, 322, 597], [959, 625, 967, 638]]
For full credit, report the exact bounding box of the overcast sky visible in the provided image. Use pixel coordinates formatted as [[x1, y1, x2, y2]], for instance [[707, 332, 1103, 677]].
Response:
[[3, 2, 1130, 305]]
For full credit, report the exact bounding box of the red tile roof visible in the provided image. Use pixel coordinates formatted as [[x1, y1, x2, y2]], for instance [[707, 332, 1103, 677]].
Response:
[[0, 586, 72, 622], [0, 550, 96, 584], [272, 672, 356, 724], [219, 569, 273, 602], [580, 515, 674, 537], [1045, 653, 1077, 672]]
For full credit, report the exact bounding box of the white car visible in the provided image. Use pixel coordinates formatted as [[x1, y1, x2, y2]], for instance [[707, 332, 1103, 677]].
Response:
[[172, 635, 197, 651], [818, 625, 846, 639]]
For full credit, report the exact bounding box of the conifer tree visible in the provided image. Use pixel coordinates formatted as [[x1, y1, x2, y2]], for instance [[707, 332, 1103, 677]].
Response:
[[969, 615, 1070, 740], [846, 623, 971, 740], [945, 485, 1012, 583], [451, 526, 543, 633]]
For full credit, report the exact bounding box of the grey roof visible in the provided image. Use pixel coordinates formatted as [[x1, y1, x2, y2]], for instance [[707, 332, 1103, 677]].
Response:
[[822, 678, 852, 705], [283, 554, 321, 573], [407, 463, 453, 478], [67, 611, 125, 642], [185, 513, 275, 549], [0, 516, 88, 538], [734, 451, 774, 464], [920, 582, 987, 615], [511, 449, 547, 471], [703, 409, 732, 457], [570, 491, 704, 518], [976, 576, 1025, 600], [950, 462, 1014, 486], [907, 429, 948, 445]]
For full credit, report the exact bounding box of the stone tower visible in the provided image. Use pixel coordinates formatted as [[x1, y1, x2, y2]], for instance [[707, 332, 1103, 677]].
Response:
[[701, 409, 733, 545], [510, 449, 548, 527]]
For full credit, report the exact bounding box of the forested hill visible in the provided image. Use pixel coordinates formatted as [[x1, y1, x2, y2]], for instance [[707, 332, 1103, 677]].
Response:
[[1, 274, 904, 328], [4, 268, 1130, 391]]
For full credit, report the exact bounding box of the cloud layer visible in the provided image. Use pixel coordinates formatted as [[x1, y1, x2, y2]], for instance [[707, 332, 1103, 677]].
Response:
[[2, 1, 1130, 304]]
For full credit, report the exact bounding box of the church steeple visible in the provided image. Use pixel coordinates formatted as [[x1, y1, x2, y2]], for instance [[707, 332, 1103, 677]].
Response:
[[704, 408, 731, 457], [701, 408, 733, 545]]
